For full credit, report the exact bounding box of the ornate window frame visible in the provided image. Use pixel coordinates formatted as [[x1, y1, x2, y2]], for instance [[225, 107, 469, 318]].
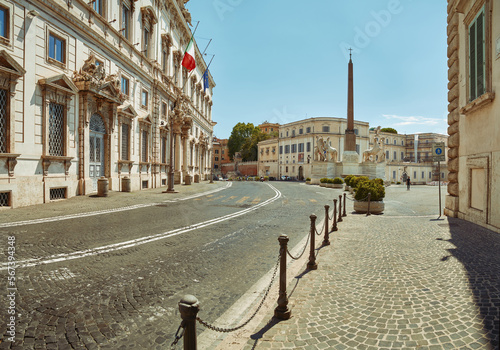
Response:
[[120, 0, 133, 41], [140, 6, 157, 59], [38, 74, 78, 176], [117, 104, 137, 173], [138, 115, 151, 170], [161, 33, 173, 76], [0, 0, 13, 48], [0, 50, 25, 176]]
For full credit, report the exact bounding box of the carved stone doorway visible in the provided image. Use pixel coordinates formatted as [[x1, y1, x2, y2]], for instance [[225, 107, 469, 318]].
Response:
[[89, 114, 106, 192]]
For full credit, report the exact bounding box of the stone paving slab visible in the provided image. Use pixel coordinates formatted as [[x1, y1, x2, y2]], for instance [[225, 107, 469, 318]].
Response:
[[235, 213, 500, 349]]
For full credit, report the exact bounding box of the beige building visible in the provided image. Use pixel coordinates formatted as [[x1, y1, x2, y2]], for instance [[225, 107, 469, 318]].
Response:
[[277, 117, 370, 180], [258, 121, 280, 136], [257, 138, 279, 178], [445, 0, 500, 232], [0, 0, 215, 208], [257, 119, 448, 183], [212, 137, 230, 176]]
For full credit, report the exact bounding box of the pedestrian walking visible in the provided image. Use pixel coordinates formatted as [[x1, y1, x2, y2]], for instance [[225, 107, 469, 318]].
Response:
[[407, 177, 411, 190]]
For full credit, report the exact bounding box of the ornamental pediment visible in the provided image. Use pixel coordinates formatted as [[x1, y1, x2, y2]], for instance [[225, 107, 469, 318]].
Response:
[[0, 50, 26, 78], [139, 115, 152, 124], [39, 74, 79, 95], [118, 104, 138, 119]]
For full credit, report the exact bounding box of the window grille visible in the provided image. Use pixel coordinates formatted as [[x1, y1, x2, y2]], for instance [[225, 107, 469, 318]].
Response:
[[142, 180, 148, 189], [49, 102, 64, 156], [0, 192, 10, 207], [161, 137, 167, 163], [50, 188, 66, 200], [0, 89, 7, 153], [162, 179, 166, 186], [141, 130, 148, 162], [121, 124, 129, 160]]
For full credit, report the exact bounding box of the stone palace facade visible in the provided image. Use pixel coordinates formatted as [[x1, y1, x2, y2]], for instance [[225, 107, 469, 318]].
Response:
[[0, 0, 215, 208]]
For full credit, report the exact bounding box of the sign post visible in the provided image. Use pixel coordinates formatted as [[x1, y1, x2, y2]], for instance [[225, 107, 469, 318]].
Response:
[[432, 142, 446, 218]]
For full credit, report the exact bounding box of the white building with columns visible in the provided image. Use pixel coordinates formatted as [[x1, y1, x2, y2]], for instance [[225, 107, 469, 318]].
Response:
[[0, 0, 215, 208]]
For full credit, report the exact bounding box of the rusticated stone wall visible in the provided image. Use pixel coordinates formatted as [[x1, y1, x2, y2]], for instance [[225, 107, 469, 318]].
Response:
[[445, 0, 460, 216]]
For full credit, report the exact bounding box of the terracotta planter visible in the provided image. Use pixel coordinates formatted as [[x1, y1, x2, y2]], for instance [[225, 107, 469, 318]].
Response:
[[353, 200, 384, 214]]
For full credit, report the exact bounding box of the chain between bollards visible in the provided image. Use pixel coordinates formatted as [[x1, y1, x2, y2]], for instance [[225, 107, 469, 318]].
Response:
[[338, 195, 343, 222], [307, 214, 318, 270], [332, 199, 338, 232], [323, 205, 330, 246], [343, 193, 347, 217]]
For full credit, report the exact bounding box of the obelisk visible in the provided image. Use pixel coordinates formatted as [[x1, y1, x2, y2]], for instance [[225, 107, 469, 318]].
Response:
[[342, 49, 359, 165], [345, 50, 356, 151]]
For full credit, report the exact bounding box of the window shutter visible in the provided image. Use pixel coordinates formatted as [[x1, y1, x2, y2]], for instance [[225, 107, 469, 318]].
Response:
[[476, 12, 484, 97], [469, 22, 476, 100]]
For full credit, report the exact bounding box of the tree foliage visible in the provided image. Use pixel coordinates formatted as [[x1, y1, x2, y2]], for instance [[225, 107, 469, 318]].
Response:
[[227, 123, 271, 161], [380, 127, 398, 134]]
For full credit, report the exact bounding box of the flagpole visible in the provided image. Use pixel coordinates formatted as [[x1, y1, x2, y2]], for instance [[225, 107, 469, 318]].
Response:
[[199, 54, 215, 86], [201, 39, 212, 56]]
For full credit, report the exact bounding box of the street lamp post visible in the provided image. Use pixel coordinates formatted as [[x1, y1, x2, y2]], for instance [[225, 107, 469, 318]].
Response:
[[164, 104, 178, 193]]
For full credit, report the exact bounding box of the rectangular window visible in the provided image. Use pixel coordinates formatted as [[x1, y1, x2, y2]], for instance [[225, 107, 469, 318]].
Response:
[[291, 144, 297, 153], [121, 123, 129, 160], [322, 126, 330, 132], [0, 6, 8, 39], [292, 130, 295, 137], [354, 129, 359, 135], [162, 49, 168, 73], [141, 90, 148, 108], [121, 76, 129, 96], [160, 136, 166, 165], [401, 151, 404, 160], [215, 157, 219, 161], [279, 146, 283, 154], [215, 149, 219, 154], [356, 144, 360, 154], [393, 151, 397, 160], [298, 143, 304, 152], [121, 3, 130, 40], [299, 129, 303, 135], [306, 127, 311, 133], [422, 171, 425, 179], [285, 145, 290, 154], [413, 171, 417, 179], [0, 88, 8, 153], [141, 130, 148, 162], [386, 151, 389, 160], [162, 102, 167, 118], [222, 150, 224, 154], [306, 142, 311, 152], [49, 102, 65, 156], [49, 33, 65, 63], [143, 28, 149, 55], [469, 8, 485, 101], [93, 0, 103, 16], [393, 171, 396, 179]]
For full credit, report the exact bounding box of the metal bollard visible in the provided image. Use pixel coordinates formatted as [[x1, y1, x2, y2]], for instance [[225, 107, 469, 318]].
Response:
[[97, 176, 108, 197], [275, 234, 291, 320], [332, 199, 338, 231], [178, 295, 200, 350], [307, 214, 318, 270], [338, 195, 343, 222], [366, 193, 371, 216], [343, 193, 347, 217], [323, 205, 330, 246]]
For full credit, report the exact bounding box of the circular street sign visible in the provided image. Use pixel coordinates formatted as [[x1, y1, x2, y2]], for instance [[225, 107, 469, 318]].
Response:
[[435, 148, 442, 155]]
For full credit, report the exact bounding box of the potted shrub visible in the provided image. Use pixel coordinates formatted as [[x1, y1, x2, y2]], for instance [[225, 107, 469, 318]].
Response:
[[305, 177, 311, 185], [264, 176, 269, 181], [344, 175, 353, 191], [353, 178, 385, 214], [319, 178, 328, 187], [332, 177, 344, 189], [326, 178, 335, 188]]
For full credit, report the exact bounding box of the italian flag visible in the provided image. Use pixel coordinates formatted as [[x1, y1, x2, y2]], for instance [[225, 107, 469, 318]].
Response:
[[182, 38, 196, 71]]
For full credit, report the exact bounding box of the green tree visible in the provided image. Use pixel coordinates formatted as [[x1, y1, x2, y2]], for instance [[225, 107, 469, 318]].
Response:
[[227, 123, 257, 160], [380, 127, 398, 134], [240, 129, 271, 161]]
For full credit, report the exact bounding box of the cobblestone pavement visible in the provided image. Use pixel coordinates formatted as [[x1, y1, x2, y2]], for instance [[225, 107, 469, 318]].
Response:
[[224, 186, 500, 350]]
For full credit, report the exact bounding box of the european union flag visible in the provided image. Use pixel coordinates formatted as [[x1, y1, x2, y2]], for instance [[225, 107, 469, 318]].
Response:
[[203, 70, 209, 92]]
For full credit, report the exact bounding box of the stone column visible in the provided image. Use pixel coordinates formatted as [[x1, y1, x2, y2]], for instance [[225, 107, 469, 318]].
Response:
[[174, 130, 182, 184]]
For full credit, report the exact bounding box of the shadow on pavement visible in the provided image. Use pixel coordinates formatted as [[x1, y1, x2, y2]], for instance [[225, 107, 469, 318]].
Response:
[[249, 317, 282, 349], [442, 218, 500, 349]]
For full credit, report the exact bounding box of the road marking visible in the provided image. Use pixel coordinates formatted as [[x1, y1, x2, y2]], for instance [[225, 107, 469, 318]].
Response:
[[309, 199, 317, 203], [251, 197, 261, 204], [207, 195, 225, 202], [0, 182, 232, 228], [297, 200, 305, 206], [222, 196, 237, 202], [0, 183, 282, 270], [236, 196, 250, 203]]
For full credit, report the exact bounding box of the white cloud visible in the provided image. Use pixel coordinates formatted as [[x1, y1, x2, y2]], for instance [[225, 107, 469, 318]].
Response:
[[382, 114, 447, 126]]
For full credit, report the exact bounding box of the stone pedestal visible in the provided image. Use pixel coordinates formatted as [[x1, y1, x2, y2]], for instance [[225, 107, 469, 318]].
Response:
[[310, 161, 338, 184], [360, 162, 386, 180]]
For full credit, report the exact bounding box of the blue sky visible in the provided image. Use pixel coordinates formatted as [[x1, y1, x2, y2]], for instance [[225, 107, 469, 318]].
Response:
[[186, 0, 448, 139]]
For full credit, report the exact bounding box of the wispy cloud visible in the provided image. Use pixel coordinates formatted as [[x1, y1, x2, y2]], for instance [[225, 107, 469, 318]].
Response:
[[382, 114, 445, 127]]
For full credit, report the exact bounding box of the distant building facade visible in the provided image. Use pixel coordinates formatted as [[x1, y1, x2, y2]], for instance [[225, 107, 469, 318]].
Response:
[[212, 137, 230, 176], [0, 0, 215, 208], [257, 138, 279, 178], [258, 121, 280, 136], [445, 0, 500, 232]]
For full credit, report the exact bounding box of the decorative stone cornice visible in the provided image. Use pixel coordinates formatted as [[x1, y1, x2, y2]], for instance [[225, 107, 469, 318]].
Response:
[[460, 92, 495, 115], [0, 154, 20, 177]]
